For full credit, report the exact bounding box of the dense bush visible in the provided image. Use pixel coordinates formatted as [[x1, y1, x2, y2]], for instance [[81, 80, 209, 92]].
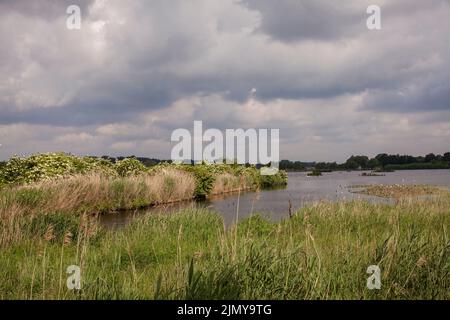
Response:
[[0, 153, 114, 186], [183, 165, 217, 198], [114, 158, 147, 177], [0, 154, 288, 197], [164, 163, 287, 197], [259, 170, 288, 187]]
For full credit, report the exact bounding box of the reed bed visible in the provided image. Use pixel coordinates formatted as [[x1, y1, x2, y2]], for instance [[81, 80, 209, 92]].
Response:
[[0, 168, 196, 219], [0, 192, 448, 300], [210, 173, 254, 195]]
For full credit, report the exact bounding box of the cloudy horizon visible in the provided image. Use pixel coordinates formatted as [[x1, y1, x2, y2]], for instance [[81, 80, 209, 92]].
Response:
[[1, 0, 450, 162]]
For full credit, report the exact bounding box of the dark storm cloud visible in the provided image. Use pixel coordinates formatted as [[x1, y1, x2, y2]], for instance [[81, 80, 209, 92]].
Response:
[[241, 0, 365, 42], [363, 80, 450, 113], [1, 0, 447, 119], [0, 80, 176, 126], [240, 0, 449, 43]]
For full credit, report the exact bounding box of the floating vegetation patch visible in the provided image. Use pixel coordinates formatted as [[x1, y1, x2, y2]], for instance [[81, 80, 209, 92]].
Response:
[[351, 184, 445, 198]]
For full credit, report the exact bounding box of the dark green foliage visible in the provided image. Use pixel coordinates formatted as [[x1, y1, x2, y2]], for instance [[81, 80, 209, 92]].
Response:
[[444, 152, 450, 162], [385, 162, 450, 170], [345, 155, 369, 170], [259, 170, 288, 187], [184, 165, 217, 198], [279, 160, 305, 171]]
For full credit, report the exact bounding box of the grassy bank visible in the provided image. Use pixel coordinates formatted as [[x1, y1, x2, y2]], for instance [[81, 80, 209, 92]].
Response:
[[0, 153, 287, 218], [0, 194, 449, 299]]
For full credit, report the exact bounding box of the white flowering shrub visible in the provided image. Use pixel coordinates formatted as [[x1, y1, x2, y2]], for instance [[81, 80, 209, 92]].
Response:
[[0, 153, 115, 187]]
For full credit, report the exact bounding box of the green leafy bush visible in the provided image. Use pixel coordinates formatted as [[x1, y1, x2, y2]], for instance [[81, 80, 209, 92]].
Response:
[[184, 165, 217, 198], [259, 170, 288, 187], [0, 153, 114, 186], [114, 158, 147, 177], [0, 154, 287, 198]]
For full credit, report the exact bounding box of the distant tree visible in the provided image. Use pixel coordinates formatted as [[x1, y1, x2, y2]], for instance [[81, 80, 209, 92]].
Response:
[[315, 162, 337, 171], [425, 153, 436, 162], [343, 159, 359, 170], [367, 158, 381, 169], [280, 160, 305, 171], [444, 152, 450, 162], [101, 155, 116, 163], [398, 155, 416, 164], [345, 155, 369, 169], [375, 153, 389, 166], [279, 160, 290, 169], [136, 157, 161, 167], [415, 156, 425, 163]]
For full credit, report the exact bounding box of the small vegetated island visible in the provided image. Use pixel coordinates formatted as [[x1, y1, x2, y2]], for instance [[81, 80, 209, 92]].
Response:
[[353, 184, 446, 199], [0, 153, 448, 300], [0, 153, 287, 211]]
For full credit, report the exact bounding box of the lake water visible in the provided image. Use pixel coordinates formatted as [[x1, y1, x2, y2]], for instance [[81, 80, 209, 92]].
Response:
[[100, 169, 450, 229]]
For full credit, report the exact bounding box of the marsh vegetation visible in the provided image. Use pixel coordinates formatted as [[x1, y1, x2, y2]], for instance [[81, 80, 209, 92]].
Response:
[[354, 184, 446, 199], [0, 197, 449, 299], [0, 154, 448, 300]]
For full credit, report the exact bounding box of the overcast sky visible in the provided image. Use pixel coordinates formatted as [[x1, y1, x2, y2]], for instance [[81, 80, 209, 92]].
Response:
[[1, 0, 449, 162]]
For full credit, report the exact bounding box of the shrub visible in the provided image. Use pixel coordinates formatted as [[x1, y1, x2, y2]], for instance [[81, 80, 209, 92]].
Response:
[[259, 170, 288, 187], [114, 158, 147, 177], [307, 169, 322, 176], [149, 162, 287, 197], [0, 153, 114, 187], [0, 154, 288, 200], [184, 165, 217, 198]]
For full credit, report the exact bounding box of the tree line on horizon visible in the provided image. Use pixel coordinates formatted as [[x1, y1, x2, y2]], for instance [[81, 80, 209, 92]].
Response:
[[1, 152, 450, 172], [280, 152, 450, 171]]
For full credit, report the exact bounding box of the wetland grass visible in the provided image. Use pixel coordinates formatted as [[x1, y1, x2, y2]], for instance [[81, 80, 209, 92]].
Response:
[[1, 194, 448, 299]]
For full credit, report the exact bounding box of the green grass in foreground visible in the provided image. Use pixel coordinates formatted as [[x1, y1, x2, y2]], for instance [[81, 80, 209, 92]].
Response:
[[0, 195, 449, 300]]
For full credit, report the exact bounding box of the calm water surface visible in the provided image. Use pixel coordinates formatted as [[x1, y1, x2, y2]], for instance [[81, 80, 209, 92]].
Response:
[[100, 169, 450, 229]]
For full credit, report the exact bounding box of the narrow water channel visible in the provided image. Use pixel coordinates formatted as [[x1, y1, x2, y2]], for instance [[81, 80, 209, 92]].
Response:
[[99, 169, 450, 229]]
